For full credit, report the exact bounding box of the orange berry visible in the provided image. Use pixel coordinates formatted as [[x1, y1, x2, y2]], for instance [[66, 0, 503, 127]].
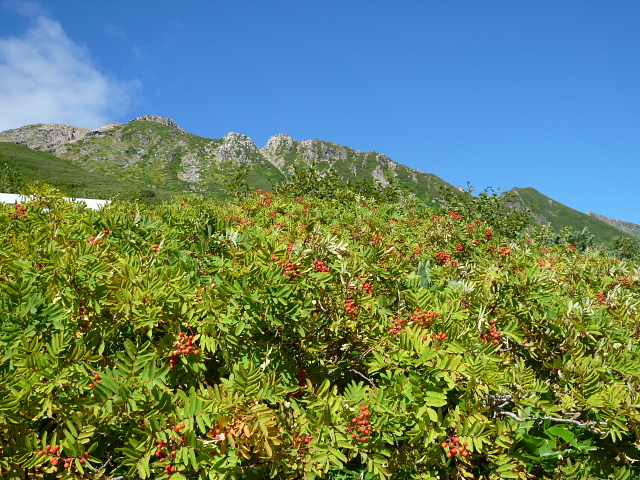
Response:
[[446, 452, 452, 459]]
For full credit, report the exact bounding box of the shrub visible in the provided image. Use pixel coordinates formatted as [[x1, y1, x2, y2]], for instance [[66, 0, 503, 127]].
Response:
[[0, 184, 638, 479]]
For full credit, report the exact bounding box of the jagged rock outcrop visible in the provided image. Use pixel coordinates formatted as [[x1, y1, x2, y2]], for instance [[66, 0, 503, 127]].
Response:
[[0, 123, 91, 150], [130, 115, 186, 134], [299, 139, 349, 163], [206, 133, 260, 163], [260, 134, 296, 170]]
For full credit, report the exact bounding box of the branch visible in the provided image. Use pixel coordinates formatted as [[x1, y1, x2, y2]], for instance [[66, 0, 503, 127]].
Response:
[[349, 368, 377, 388], [488, 394, 607, 430]]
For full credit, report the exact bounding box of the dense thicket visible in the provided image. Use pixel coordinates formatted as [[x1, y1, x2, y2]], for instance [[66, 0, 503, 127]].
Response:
[[0, 182, 639, 480]]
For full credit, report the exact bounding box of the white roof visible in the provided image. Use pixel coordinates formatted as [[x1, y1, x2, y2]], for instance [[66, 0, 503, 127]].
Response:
[[0, 192, 110, 210]]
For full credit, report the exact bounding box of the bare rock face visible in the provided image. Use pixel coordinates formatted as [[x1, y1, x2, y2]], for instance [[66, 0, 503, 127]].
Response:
[[260, 134, 296, 170], [299, 139, 349, 163], [206, 132, 259, 163], [130, 115, 186, 134], [0, 123, 92, 150]]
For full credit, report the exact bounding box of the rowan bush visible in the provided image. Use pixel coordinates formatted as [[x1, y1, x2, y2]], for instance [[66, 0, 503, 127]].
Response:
[[0, 183, 639, 479]]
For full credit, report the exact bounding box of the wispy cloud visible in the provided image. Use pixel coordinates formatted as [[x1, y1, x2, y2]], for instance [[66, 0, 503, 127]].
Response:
[[0, 7, 141, 131]]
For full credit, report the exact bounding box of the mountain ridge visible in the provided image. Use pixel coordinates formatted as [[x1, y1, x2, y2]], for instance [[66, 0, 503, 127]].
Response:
[[1, 115, 638, 244]]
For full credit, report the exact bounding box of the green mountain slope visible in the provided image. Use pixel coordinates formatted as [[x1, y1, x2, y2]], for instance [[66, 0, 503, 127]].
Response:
[[586, 212, 640, 240], [0, 142, 176, 202], [1, 115, 635, 244], [509, 187, 632, 244], [2, 116, 454, 203]]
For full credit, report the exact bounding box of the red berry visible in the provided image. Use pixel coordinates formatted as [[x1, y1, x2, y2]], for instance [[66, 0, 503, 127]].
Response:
[[360, 405, 368, 411], [38, 450, 45, 456]]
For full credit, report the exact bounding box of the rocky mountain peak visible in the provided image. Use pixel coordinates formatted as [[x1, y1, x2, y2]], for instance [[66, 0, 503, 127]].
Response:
[[130, 115, 186, 134], [0, 123, 91, 150], [202, 132, 260, 164], [262, 134, 295, 152]]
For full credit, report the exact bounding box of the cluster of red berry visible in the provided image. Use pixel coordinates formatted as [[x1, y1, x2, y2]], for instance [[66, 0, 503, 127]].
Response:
[[313, 260, 329, 272], [208, 422, 226, 441], [442, 436, 469, 458], [448, 211, 462, 221], [170, 333, 200, 369], [389, 315, 406, 335], [362, 281, 373, 294], [498, 246, 511, 255], [279, 259, 300, 279], [292, 434, 313, 448], [435, 251, 456, 266], [88, 373, 101, 388], [425, 332, 448, 341], [344, 298, 360, 318], [481, 319, 502, 344], [38, 445, 88, 469], [348, 405, 374, 442], [485, 229, 493, 240], [155, 431, 185, 475], [256, 190, 272, 206], [11, 204, 27, 219], [152, 244, 161, 252], [389, 310, 439, 336]]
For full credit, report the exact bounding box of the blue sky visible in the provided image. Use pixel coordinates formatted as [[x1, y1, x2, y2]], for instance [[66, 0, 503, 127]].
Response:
[[1, 1, 638, 224]]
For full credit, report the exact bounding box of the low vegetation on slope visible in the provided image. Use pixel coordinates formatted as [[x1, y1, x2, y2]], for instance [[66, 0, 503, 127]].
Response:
[[0, 179, 639, 480], [0, 142, 177, 203]]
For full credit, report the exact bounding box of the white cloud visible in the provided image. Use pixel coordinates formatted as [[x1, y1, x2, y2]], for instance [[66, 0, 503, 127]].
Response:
[[0, 14, 141, 131]]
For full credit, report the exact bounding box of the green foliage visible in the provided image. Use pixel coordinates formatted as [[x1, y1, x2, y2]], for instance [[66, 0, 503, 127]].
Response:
[[438, 183, 532, 238], [0, 161, 24, 192], [554, 226, 596, 252], [0, 183, 639, 479], [606, 236, 640, 262]]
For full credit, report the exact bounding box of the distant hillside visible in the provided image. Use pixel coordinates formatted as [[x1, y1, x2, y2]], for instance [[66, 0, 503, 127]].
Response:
[[1, 115, 635, 244], [0, 142, 176, 203], [586, 212, 640, 240], [509, 187, 632, 244], [0, 116, 453, 204]]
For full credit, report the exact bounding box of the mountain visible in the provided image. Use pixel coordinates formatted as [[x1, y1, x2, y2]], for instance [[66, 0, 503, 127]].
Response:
[[0, 142, 177, 202], [1, 115, 637, 244], [586, 212, 640, 240], [1, 115, 452, 203], [508, 187, 633, 244]]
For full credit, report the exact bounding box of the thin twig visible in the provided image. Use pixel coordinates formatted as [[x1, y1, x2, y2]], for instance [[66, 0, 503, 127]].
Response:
[[349, 368, 377, 388]]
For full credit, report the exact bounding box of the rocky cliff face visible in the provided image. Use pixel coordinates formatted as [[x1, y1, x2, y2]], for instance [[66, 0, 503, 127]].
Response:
[[130, 115, 186, 134], [0, 123, 91, 150], [0, 122, 123, 151], [207, 133, 260, 163]]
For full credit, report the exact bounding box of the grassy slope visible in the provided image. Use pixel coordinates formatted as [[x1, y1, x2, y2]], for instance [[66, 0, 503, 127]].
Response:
[[510, 187, 630, 244], [0, 142, 177, 203]]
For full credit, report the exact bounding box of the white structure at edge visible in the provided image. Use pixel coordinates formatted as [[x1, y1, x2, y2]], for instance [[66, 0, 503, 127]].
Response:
[[0, 193, 110, 210]]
